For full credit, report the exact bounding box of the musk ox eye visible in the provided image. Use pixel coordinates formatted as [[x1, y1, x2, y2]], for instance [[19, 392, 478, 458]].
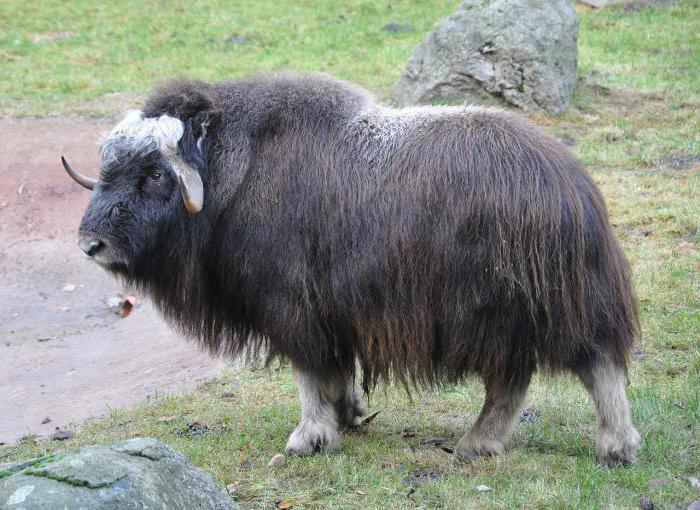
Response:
[[149, 170, 162, 181]]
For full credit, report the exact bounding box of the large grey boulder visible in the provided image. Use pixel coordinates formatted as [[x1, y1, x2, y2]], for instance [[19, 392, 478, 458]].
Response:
[[391, 0, 579, 115], [0, 438, 236, 509]]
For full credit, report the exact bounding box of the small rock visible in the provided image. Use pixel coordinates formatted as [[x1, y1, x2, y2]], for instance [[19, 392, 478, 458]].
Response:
[[58, 306, 71, 312], [356, 490, 367, 496], [225, 34, 250, 44], [37, 336, 53, 342], [381, 23, 415, 32], [639, 497, 655, 510], [226, 481, 240, 493], [688, 502, 700, 510], [62, 283, 76, 292], [268, 453, 286, 467], [475, 484, 492, 493], [41, 417, 51, 424], [687, 477, 700, 488], [174, 422, 210, 436], [50, 429, 74, 441], [157, 416, 175, 423]]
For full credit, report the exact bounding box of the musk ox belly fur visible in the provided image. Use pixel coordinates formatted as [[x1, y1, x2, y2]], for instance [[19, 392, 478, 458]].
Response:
[[68, 72, 641, 464]]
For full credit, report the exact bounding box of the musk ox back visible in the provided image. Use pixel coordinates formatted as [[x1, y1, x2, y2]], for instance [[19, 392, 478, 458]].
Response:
[[64, 72, 641, 465]]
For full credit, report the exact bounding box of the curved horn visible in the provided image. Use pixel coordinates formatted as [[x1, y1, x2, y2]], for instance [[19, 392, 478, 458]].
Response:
[[62, 156, 96, 191], [175, 167, 203, 214]]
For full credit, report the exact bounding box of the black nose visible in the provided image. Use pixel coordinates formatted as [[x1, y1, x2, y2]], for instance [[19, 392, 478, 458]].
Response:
[[78, 237, 105, 257]]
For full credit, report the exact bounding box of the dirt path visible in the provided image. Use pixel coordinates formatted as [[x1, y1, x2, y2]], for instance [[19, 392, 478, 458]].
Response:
[[0, 116, 226, 444]]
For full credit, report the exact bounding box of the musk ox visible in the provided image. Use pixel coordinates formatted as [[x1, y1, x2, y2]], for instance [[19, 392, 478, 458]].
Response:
[[63, 72, 641, 465]]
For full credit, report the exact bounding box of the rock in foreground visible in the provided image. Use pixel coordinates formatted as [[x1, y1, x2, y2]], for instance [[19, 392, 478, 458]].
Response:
[[391, 0, 579, 115], [0, 438, 236, 509]]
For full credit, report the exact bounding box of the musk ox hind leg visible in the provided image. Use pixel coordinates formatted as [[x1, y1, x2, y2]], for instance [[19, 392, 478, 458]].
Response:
[[576, 357, 641, 466], [285, 365, 365, 456], [454, 367, 534, 461]]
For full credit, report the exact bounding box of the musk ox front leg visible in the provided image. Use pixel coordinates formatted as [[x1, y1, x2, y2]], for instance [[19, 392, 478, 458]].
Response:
[[455, 368, 534, 461], [285, 366, 365, 455], [576, 357, 641, 466]]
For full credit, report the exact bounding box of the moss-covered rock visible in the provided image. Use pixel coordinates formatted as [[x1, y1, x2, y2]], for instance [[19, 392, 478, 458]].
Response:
[[0, 438, 236, 509]]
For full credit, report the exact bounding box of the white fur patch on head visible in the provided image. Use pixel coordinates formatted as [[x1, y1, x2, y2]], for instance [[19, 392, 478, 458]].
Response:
[[100, 110, 185, 163]]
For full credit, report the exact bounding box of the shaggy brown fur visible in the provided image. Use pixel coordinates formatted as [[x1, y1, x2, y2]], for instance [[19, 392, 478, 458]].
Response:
[[74, 72, 641, 463]]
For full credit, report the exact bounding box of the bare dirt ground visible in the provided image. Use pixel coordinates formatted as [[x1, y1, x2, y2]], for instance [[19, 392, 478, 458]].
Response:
[[0, 116, 226, 444]]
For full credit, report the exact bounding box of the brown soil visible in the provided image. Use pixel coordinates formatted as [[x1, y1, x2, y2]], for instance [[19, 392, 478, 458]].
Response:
[[0, 116, 226, 444]]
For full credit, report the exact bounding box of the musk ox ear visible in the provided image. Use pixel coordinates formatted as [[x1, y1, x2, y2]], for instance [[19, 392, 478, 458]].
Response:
[[177, 112, 215, 173]]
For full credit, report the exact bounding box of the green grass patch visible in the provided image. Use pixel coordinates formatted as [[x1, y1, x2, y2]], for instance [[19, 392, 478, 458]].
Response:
[[1, 0, 699, 509]]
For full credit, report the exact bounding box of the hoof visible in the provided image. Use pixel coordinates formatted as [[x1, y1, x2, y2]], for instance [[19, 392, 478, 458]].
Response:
[[285, 419, 340, 456], [454, 436, 504, 461], [596, 427, 642, 466]]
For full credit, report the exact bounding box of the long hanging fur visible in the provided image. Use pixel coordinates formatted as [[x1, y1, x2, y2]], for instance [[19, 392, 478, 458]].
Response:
[[132, 72, 638, 392]]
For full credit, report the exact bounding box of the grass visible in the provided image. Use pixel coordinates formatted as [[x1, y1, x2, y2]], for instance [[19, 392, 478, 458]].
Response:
[[1, 0, 699, 509]]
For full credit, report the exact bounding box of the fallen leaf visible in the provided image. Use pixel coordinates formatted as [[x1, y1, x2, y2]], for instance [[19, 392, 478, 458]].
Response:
[[226, 481, 240, 493], [106, 295, 138, 317], [157, 416, 175, 423], [276, 499, 293, 509], [268, 453, 286, 467], [677, 241, 696, 251], [356, 490, 366, 496], [360, 410, 381, 425], [475, 484, 492, 493]]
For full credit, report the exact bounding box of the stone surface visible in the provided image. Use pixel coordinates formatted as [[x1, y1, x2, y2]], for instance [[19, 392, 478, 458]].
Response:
[[0, 438, 236, 509], [391, 0, 579, 115]]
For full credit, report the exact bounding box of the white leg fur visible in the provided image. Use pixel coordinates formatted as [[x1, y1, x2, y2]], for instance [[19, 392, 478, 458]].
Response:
[[578, 359, 641, 466], [285, 367, 346, 455], [454, 373, 532, 461]]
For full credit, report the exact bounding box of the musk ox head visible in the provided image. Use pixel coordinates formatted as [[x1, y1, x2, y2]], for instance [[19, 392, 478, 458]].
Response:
[[63, 110, 208, 272]]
